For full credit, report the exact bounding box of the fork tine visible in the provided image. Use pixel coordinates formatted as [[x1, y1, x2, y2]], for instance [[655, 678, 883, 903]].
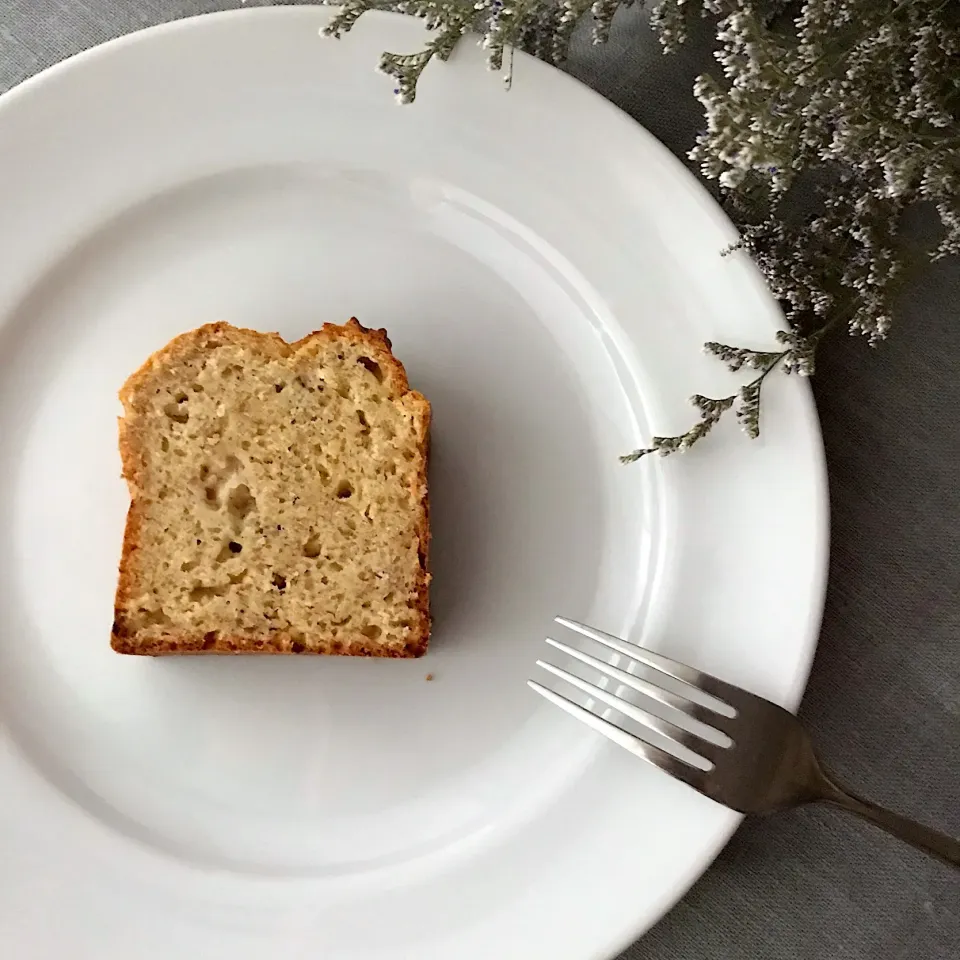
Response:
[[528, 680, 710, 792], [545, 637, 735, 735], [536, 660, 719, 766], [555, 617, 738, 715]]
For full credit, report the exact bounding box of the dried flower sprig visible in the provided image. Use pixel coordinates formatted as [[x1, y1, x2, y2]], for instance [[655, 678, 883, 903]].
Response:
[[619, 394, 735, 461], [322, 0, 960, 458], [620, 326, 822, 461]]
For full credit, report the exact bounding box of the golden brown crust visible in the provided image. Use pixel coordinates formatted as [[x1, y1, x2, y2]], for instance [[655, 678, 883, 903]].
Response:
[[111, 318, 431, 657], [110, 633, 426, 657]]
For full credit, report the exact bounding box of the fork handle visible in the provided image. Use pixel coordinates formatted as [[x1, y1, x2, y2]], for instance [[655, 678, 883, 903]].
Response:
[[819, 778, 960, 867]]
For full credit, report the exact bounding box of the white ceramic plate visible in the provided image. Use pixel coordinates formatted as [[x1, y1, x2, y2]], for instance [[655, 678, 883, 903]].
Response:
[[0, 7, 827, 959]]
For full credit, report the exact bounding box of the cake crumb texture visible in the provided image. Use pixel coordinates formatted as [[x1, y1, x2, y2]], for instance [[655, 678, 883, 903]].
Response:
[[111, 319, 430, 657]]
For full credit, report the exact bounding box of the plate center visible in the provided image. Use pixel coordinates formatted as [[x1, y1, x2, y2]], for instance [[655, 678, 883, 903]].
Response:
[[0, 167, 654, 873]]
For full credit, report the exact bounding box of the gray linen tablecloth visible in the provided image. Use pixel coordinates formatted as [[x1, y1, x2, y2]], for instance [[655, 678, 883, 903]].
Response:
[[1, 2, 957, 958]]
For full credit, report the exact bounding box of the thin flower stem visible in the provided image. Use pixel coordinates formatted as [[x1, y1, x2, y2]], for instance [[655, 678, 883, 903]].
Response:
[[619, 316, 836, 464]]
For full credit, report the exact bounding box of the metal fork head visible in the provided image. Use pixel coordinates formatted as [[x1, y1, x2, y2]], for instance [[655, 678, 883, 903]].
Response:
[[530, 618, 821, 814]]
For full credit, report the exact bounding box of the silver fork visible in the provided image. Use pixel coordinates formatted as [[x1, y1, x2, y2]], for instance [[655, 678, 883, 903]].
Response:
[[530, 617, 960, 867]]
